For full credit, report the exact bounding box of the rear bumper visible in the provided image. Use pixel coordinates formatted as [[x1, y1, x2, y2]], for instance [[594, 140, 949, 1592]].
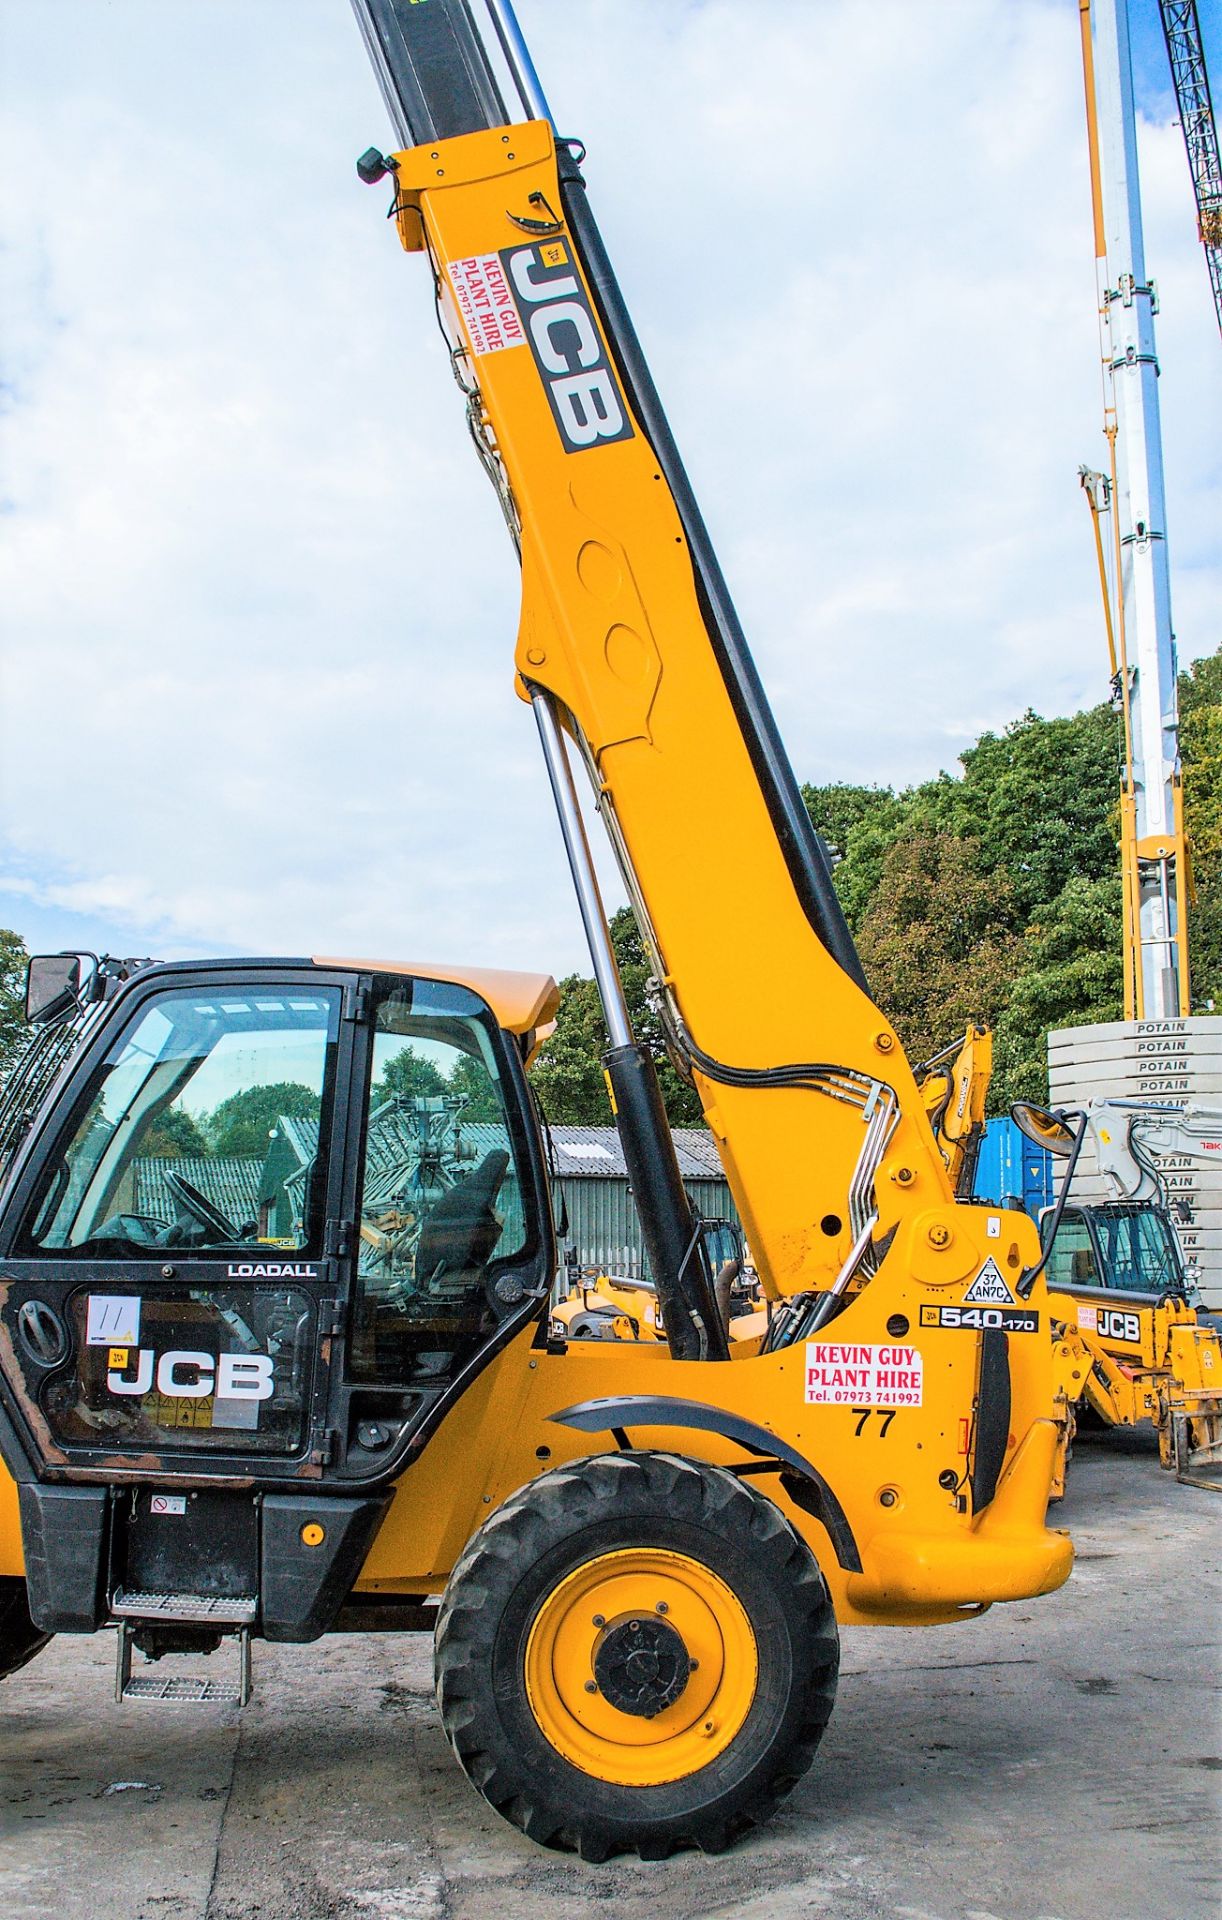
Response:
[[846, 1420, 1073, 1613]]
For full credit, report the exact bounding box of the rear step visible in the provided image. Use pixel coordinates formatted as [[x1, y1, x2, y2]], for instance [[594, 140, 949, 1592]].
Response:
[[111, 1589, 257, 1625], [114, 1611, 254, 1707]]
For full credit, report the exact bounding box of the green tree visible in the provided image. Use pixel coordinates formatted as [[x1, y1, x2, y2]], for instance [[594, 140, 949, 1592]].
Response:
[[991, 874, 1125, 1108], [0, 929, 29, 1079], [907, 705, 1122, 919], [447, 1049, 505, 1121], [1181, 648, 1222, 1007], [854, 832, 1021, 1069], [142, 1105, 210, 1158], [373, 1046, 448, 1104], [609, 908, 704, 1125], [800, 783, 907, 930], [528, 908, 703, 1127], [203, 1081, 321, 1158], [529, 973, 612, 1124]]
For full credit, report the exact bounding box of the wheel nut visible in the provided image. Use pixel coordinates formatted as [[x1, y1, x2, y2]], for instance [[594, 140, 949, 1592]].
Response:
[[655, 1602, 669, 1614], [592, 1614, 605, 1628], [584, 1680, 598, 1694]]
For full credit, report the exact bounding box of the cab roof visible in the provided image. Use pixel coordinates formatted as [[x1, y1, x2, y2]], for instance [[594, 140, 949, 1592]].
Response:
[[312, 957, 560, 1036]]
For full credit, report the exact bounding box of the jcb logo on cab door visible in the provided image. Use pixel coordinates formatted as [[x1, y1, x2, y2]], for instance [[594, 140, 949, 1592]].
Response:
[[499, 241, 634, 453], [107, 1348, 274, 1401]]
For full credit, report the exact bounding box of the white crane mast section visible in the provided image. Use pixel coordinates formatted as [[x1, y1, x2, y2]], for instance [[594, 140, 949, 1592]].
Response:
[[1081, 0, 1187, 1020]]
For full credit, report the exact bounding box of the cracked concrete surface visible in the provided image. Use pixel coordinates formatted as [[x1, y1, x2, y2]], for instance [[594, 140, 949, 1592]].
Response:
[[1, 1430, 1218, 1920]]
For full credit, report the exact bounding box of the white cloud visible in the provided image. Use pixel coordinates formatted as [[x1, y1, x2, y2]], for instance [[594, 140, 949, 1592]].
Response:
[[0, 0, 1217, 976]]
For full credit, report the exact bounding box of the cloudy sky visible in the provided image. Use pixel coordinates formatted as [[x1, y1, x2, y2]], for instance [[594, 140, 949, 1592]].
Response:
[[1, 0, 1219, 981]]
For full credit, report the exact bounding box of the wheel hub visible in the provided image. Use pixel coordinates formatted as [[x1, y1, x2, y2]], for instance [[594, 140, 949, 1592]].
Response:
[[593, 1613, 691, 1718]]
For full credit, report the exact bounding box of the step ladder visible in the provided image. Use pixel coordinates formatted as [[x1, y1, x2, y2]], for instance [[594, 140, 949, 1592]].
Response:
[[113, 1590, 256, 1706]]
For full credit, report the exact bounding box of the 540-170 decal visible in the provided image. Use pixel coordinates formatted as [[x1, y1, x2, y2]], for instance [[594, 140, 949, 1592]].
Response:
[[920, 1304, 1041, 1334]]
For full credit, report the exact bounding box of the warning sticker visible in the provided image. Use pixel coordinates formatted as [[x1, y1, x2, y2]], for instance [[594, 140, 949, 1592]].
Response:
[[963, 1258, 1015, 1306], [804, 1342, 923, 1408], [149, 1494, 187, 1517], [1077, 1304, 1098, 1331], [445, 253, 526, 357], [86, 1294, 141, 1346]]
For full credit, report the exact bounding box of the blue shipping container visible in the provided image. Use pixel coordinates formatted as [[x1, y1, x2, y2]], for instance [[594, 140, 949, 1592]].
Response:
[[972, 1117, 1055, 1215]]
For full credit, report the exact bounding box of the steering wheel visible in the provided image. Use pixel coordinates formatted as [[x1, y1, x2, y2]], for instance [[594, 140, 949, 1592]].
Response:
[[163, 1169, 242, 1241]]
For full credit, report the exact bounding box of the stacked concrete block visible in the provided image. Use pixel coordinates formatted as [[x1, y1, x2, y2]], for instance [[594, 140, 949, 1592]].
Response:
[[1047, 1016, 1222, 1306]]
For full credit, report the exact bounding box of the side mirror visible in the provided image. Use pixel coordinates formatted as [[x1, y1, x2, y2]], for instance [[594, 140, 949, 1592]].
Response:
[[24, 954, 83, 1026], [1011, 1100, 1078, 1159]]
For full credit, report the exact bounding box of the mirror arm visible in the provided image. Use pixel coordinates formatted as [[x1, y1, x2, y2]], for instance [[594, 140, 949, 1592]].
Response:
[[1016, 1110, 1087, 1299]]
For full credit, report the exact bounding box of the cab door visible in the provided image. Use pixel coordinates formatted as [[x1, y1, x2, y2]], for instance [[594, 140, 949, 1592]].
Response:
[[0, 967, 354, 1479]]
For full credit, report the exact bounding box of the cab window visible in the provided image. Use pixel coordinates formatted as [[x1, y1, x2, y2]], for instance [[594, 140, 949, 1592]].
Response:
[[350, 978, 530, 1383], [1093, 1209, 1182, 1297], [1044, 1216, 1101, 1291], [22, 986, 340, 1256]]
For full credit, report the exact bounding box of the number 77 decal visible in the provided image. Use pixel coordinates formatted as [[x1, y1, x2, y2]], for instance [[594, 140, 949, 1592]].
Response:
[[852, 1408, 897, 1438]]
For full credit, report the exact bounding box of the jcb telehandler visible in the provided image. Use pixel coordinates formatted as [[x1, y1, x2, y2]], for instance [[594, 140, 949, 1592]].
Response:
[[910, 1028, 1222, 1491], [0, 0, 1072, 1860], [1013, 1099, 1222, 1488]]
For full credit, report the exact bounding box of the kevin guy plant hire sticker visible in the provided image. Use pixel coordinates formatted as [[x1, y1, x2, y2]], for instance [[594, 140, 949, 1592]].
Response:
[[804, 1342, 923, 1407]]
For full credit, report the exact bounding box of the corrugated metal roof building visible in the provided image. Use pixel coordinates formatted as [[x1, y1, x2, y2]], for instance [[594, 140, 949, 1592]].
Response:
[[133, 1118, 738, 1281], [549, 1126, 738, 1280], [133, 1155, 263, 1230]]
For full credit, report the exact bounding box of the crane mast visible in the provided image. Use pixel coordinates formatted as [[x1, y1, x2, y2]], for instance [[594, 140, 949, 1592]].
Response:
[[1159, 0, 1222, 336], [1078, 0, 1189, 1022]]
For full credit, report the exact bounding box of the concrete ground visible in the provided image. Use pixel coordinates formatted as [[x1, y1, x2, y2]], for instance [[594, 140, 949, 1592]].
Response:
[[1, 1431, 1218, 1920]]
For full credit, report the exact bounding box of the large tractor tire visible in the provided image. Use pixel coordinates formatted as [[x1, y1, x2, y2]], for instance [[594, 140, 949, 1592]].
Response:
[[0, 1579, 51, 1681], [434, 1450, 839, 1860]]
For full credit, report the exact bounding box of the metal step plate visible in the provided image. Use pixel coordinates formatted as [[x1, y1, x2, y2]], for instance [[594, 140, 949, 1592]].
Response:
[[115, 1621, 254, 1708], [121, 1674, 244, 1704], [111, 1589, 257, 1625]]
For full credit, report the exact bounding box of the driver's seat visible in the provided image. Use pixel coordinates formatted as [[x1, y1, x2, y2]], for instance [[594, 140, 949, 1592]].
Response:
[[414, 1151, 509, 1298]]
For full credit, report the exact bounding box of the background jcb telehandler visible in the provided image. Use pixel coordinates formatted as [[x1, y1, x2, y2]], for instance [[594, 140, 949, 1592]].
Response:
[[0, 0, 1072, 1861], [1015, 1098, 1222, 1489], [901, 1022, 1221, 1491]]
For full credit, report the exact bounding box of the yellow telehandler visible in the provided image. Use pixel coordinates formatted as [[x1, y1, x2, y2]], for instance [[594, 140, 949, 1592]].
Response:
[[0, 0, 1072, 1860]]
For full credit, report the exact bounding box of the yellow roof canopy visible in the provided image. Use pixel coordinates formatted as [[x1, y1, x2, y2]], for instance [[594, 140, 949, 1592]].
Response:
[[312, 956, 560, 1035]]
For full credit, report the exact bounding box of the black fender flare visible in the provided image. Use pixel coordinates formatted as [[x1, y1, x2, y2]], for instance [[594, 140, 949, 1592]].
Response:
[[547, 1394, 862, 1573]]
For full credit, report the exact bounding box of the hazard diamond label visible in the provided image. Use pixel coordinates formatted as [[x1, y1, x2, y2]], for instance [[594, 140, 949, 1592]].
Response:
[[963, 1258, 1015, 1306]]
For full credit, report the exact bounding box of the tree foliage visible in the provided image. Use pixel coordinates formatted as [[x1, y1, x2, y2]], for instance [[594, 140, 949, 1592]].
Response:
[[0, 929, 29, 1080], [374, 1046, 448, 1103], [375, 1043, 504, 1121], [204, 1082, 321, 1158], [142, 1105, 210, 1158], [529, 655, 1217, 1126], [1181, 651, 1222, 1007], [529, 907, 702, 1126]]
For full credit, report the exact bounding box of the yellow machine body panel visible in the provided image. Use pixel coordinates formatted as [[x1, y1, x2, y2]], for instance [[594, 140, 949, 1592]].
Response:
[[354, 1193, 1071, 1623]]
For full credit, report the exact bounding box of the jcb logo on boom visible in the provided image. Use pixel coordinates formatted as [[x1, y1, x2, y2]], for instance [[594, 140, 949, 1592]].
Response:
[[106, 1349, 274, 1401], [500, 241, 634, 454], [1097, 1310, 1141, 1344]]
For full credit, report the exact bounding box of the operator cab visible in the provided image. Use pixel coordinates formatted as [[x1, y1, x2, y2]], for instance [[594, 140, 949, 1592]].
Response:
[[0, 955, 557, 1653], [1040, 1201, 1195, 1353]]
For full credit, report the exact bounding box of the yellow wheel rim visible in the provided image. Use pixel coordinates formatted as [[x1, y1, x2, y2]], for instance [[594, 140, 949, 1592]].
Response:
[[523, 1547, 758, 1787]]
